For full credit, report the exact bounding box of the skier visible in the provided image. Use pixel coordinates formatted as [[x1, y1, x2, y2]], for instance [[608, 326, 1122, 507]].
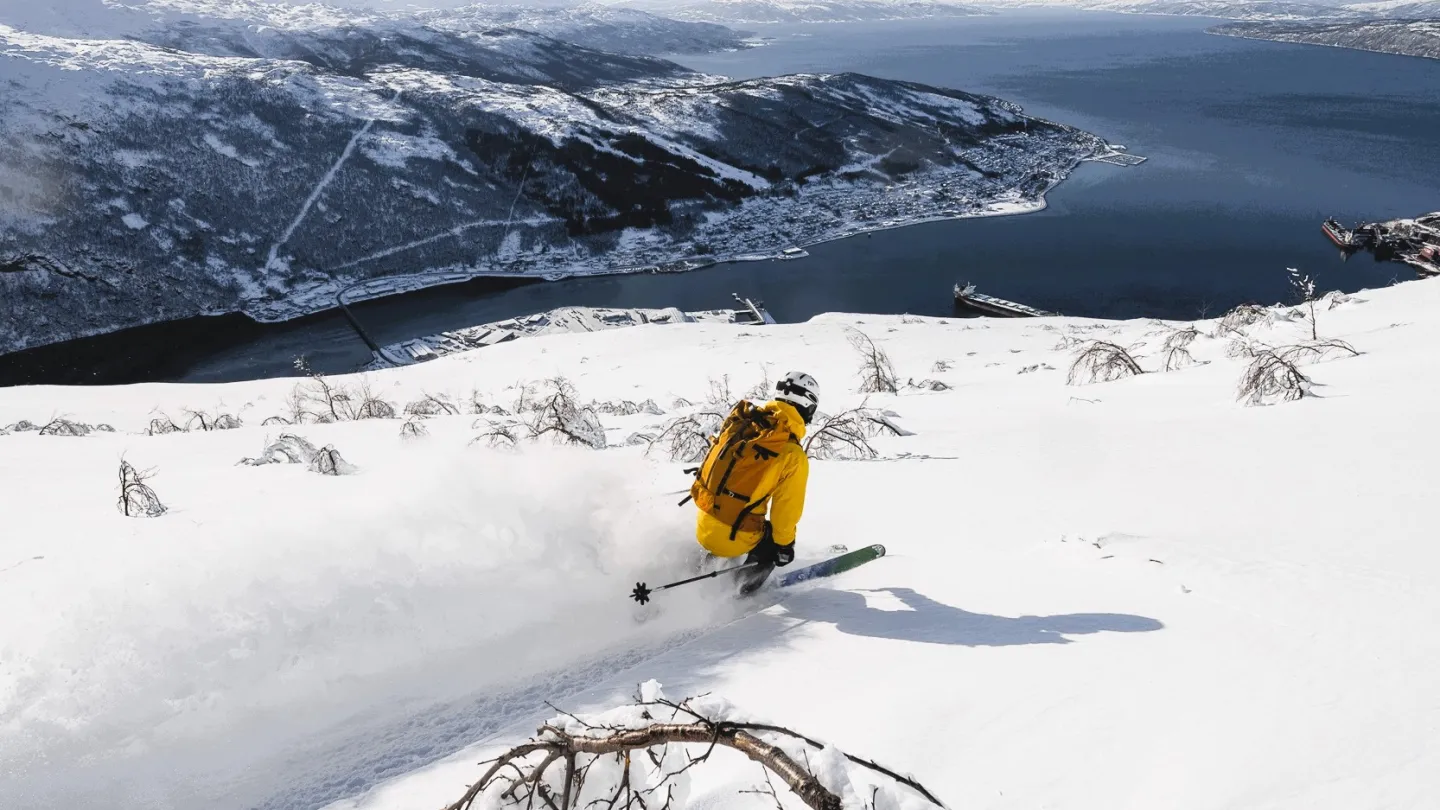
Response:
[[687, 371, 819, 595]]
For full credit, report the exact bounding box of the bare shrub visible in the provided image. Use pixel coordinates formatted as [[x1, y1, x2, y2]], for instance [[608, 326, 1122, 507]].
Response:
[[905, 378, 951, 391], [289, 356, 347, 423], [1287, 267, 1320, 341], [525, 378, 605, 449], [471, 418, 521, 449], [510, 381, 540, 414], [440, 685, 945, 810], [745, 364, 773, 401], [1215, 303, 1267, 336], [1238, 349, 1312, 405], [1162, 326, 1201, 372], [1067, 341, 1145, 385], [400, 418, 429, 440], [1225, 337, 1259, 359], [1279, 339, 1359, 364], [848, 328, 898, 394], [4, 419, 39, 433], [705, 374, 734, 407], [647, 409, 726, 463], [1053, 334, 1086, 351], [146, 412, 185, 435], [261, 415, 293, 426], [404, 392, 460, 418], [118, 459, 167, 517], [932, 359, 953, 372], [595, 400, 643, 416], [183, 408, 243, 431], [804, 405, 910, 460], [309, 445, 357, 476], [282, 361, 394, 423], [350, 381, 397, 420], [469, 391, 512, 417], [604, 399, 664, 417], [38, 418, 93, 437], [239, 433, 319, 466]]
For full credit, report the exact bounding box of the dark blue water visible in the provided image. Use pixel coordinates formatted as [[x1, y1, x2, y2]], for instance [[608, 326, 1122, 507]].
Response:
[[132, 12, 1440, 381]]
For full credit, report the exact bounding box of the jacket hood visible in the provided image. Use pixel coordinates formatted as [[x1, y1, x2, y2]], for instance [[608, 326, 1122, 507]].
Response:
[[766, 399, 808, 440]]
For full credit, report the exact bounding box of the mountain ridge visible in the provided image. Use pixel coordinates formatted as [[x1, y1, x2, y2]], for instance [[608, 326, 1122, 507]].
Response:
[[0, 9, 1105, 357]]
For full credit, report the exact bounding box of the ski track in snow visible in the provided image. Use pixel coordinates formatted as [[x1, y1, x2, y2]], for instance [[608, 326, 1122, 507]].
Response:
[[264, 96, 395, 273], [251, 623, 721, 810]]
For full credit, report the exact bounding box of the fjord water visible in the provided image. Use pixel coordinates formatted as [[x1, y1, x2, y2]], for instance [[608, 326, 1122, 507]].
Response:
[[33, 12, 1440, 382]]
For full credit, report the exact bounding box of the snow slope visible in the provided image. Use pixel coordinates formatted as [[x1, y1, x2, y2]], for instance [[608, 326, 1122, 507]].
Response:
[[5, 277, 1439, 810]]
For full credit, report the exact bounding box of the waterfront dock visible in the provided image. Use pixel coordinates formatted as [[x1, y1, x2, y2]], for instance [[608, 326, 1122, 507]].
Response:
[[1323, 212, 1440, 277]]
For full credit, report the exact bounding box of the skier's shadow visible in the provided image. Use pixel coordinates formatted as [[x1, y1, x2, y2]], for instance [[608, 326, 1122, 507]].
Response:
[[780, 587, 1163, 646]]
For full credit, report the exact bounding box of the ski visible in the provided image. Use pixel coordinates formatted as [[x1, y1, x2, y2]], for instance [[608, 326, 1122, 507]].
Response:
[[774, 543, 886, 589]]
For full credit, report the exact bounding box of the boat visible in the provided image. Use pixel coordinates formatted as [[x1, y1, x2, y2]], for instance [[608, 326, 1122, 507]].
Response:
[[952, 282, 1057, 318], [1322, 218, 1356, 249]]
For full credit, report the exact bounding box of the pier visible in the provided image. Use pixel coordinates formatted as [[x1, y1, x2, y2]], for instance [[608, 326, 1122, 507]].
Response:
[[953, 282, 1057, 318], [1323, 212, 1440, 277]]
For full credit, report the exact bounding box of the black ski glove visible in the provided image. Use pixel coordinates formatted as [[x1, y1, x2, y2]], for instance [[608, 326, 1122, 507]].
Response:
[[774, 541, 795, 567]]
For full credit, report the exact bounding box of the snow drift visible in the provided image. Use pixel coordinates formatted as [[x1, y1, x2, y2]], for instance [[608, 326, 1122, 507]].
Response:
[[0, 438, 743, 809]]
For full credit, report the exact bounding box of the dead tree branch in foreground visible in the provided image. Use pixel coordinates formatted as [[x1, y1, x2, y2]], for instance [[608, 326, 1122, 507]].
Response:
[[442, 693, 946, 810]]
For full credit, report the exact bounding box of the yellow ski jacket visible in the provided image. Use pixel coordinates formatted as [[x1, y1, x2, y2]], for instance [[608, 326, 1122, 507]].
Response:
[[695, 400, 810, 558]]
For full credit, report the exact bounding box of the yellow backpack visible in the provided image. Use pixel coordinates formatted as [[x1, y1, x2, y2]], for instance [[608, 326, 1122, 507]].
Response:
[[684, 400, 800, 540]]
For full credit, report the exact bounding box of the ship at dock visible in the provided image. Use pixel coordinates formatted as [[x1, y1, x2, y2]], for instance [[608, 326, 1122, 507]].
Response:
[[1323, 212, 1440, 277]]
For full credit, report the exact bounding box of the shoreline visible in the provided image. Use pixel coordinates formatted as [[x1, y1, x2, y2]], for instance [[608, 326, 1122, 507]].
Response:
[[260, 137, 1123, 329], [0, 136, 1128, 383], [1207, 27, 1440, 63]]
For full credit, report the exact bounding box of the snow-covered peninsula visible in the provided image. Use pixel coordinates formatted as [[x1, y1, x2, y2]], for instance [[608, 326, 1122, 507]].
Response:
[[1212, 17, 1440, 59], [0, 0, 1106, 358]]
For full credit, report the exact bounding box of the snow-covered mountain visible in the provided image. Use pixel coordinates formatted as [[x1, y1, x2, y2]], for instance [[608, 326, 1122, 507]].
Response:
[[979, 0, 1438, 21], [2, 1, 753, 55], [3, 274, 1439, 810], [978, 0, 1358, 21], [605, 0, 989, 24], [0, 3, 1102, 358], [1213, 17, 1440, 57]]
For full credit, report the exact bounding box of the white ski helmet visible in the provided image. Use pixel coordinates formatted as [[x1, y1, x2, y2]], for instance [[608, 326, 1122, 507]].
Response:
[[775, 371, 820, 423]]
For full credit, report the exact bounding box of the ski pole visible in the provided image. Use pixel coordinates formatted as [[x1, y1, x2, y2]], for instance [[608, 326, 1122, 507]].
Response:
[[630, 562, 762, 605]]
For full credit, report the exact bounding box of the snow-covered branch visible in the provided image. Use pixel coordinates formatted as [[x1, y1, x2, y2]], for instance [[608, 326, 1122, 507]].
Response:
[[442, 683, 946, 810]]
